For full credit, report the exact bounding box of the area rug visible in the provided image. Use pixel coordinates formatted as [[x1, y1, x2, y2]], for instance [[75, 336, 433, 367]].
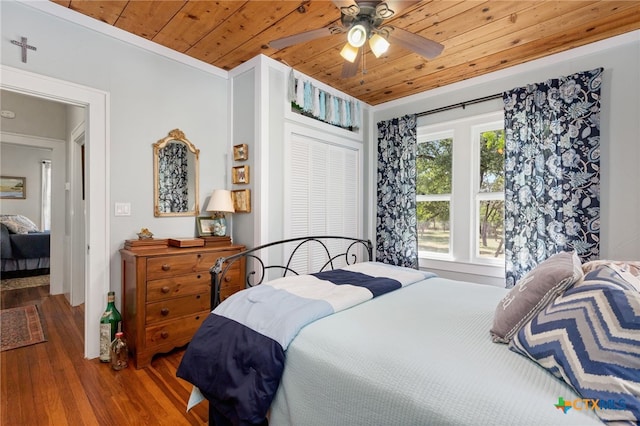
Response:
[[0, 305, 47, 351], [0, 274, 49, 291]]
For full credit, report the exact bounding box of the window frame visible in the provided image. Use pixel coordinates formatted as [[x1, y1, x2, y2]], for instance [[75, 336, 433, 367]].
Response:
[[416, 111, 505, 278], [416, 129, 454, 260], [471, 120, 505, 266]]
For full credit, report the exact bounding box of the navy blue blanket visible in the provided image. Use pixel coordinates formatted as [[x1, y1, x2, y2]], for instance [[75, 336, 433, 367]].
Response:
[[0, 224, 50, 260]]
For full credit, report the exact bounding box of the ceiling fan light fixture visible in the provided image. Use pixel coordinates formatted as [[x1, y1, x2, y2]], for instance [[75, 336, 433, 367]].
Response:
[[369, 33, 390, 57], [340, 43, 359, 63], [347, 24, 367, 48]]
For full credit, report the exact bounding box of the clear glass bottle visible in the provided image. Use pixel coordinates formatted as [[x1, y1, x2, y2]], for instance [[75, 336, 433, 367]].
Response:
[[110, 332, 129, 371], [99, 291, 122, 363]]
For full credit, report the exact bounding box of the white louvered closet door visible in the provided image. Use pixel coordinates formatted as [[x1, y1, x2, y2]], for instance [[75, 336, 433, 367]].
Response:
[[285, 127, 361, 275]]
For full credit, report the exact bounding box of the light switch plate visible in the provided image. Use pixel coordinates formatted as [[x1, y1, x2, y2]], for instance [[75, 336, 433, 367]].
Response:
[[114, 202, 131, 216]]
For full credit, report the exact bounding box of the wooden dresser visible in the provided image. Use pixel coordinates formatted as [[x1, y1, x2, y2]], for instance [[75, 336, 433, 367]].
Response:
[[119, 243, 245, 368]]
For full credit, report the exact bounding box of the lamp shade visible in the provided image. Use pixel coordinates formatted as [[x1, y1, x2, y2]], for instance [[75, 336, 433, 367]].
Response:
[[347, 24, 367, 48], [206, 189, 235, 213], [369, 33, 390, 58], [340, 43, 359, 63]]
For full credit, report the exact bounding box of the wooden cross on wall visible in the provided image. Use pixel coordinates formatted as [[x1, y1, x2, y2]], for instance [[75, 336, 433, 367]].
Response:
[[10, 37, 37, 63]]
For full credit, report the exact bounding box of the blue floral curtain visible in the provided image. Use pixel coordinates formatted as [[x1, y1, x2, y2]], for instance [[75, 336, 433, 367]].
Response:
[[376, 114, 418, 268], [503, 68, 602, 287]]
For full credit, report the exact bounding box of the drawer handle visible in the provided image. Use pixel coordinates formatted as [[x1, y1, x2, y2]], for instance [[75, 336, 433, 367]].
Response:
[[160, 331, 169, 339], [196, 294, 201, 299], [197, 254, 202, 258], [160, 308, 170, 316], [161, 286, 170, 294], [197, 274, 201, 279], [195, 315, 200, 320], [161, 264, 171, 271], [224, 276, 232, 283]]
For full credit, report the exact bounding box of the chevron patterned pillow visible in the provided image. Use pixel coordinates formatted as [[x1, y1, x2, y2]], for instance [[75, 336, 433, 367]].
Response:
[[509, 265, 640, 424]]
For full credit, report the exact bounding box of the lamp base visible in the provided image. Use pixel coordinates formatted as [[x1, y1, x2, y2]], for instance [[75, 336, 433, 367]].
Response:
[[212, 217, 227, 236]]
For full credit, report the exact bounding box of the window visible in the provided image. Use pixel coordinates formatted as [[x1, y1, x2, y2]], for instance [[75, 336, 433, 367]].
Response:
[[474, 124, 505, 261], [417, 111, 504, 271], [41, 160, 52, 231], [417, 132, 452, 256]]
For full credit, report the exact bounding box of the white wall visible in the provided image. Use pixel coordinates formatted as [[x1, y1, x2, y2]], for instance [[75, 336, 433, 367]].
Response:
[[371, 31, 640, 282], [229, 66, 256, 248], [0, 89, 67, 139], [1, 1, 230, 301], [0, 143, 51, 222]]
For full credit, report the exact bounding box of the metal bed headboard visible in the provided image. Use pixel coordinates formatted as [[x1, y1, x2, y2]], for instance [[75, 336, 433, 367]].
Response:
[[210, 236, 373, 309]]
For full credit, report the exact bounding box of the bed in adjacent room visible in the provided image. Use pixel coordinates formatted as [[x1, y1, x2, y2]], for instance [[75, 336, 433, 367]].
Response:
[[0, 214, 50, 277], [177, 236, 639, 426]]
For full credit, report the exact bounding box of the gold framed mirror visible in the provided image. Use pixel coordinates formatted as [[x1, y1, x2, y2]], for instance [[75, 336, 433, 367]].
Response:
[[153, 129, 200, 217]]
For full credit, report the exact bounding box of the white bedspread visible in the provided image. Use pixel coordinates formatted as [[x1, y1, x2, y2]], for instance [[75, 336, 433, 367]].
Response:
[[270, 276, 602, 425]]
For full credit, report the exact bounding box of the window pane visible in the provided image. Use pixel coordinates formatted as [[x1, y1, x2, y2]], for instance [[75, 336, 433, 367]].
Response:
[[479, 129, 505, 192], [417, 138, 452, 195], [418, 201, 450, 254], [478, 200, 504, 259]]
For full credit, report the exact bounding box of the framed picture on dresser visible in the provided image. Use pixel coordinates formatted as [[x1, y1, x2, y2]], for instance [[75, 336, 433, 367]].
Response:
[[197, 217, 216, 236]]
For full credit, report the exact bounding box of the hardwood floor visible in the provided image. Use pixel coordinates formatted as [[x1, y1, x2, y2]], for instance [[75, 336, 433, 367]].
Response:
[[1, 286, 209, 425]]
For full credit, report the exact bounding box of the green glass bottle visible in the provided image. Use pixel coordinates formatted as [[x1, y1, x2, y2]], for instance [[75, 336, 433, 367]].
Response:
[[99, 291, 122, 363]]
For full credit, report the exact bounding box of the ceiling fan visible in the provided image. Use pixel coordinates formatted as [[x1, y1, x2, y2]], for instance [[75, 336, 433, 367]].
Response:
[[269, 1, 444, 78]]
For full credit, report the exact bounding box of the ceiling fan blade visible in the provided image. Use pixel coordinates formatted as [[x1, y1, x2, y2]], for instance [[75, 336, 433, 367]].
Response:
[[380, 1, 421, 18], [332, 1, 359, 16], [341, 47, 362, 78], [269, 27, 341, 50], [387, 27, 444, 59]]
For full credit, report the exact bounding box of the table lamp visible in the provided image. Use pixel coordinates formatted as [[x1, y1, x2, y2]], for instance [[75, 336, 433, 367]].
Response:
[[206, 189, 235, 236]]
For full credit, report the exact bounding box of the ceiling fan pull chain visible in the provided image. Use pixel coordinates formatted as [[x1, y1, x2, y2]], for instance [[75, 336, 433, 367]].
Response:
[[360, 43, 368, 85]]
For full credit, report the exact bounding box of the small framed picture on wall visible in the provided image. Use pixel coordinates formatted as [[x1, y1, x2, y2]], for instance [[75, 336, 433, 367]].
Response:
[[233, 144, 248, 161], [232, 189, 251, 213], [0, 176, 26, 199], [232, 165, 250, 184]]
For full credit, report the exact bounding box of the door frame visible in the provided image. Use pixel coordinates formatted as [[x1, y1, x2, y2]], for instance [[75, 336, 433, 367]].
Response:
[[1, 65, 110, 359], [69, 122, 86, 307]]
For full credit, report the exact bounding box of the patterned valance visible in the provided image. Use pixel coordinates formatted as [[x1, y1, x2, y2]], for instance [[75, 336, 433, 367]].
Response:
[[288, 69, 361, 131]]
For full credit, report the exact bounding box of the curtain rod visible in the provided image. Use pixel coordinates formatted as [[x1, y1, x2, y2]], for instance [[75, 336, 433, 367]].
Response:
[[416, 93, 503, 117]]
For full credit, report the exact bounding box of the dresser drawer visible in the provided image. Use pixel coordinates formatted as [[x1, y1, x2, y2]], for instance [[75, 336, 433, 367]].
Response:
[[219, 267, 245, 302], [146, 250, 241, 280], [144, 311, 209, 349], [145, 293, 210, 324], [146, 272, 210, 302]]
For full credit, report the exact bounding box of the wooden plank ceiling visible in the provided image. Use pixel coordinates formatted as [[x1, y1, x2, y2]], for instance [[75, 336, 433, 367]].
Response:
[[50, 1, 640, 105]]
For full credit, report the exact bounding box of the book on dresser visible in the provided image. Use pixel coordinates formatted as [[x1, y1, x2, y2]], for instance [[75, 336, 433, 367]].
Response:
[[119, 242, 245, 368]]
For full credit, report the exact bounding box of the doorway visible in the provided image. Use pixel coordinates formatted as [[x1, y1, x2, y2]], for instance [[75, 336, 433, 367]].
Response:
[[1, 64, 109, 359]]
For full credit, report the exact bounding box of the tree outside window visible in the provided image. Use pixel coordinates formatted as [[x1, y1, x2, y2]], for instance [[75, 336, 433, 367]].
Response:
[[417, 136, 452, 255], [477, 129, 505, 260]]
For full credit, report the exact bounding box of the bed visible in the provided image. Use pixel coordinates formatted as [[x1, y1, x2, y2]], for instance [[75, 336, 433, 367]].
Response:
[[0, 215, 50, 277], [177, 236, 639, 426]]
